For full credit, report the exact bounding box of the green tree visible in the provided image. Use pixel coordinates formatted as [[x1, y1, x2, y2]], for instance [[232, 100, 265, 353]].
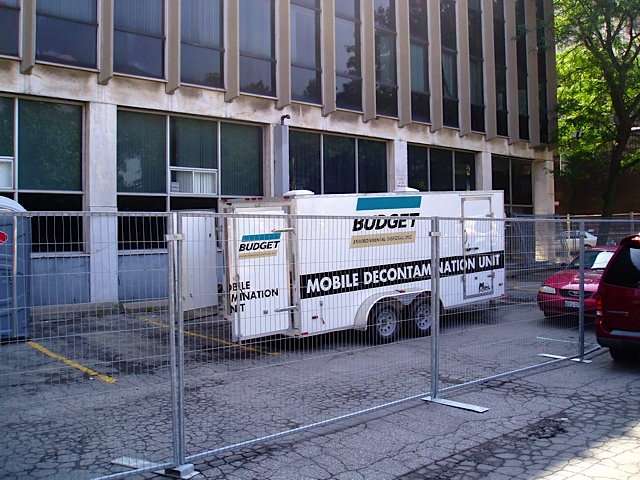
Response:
[[554, 0, 640, 224]]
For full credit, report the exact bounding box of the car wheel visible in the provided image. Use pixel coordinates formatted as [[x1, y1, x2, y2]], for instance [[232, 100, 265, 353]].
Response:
[[609, 347, 637, 362], [410, 297, 432, 337], [368, 302, 401, 344]]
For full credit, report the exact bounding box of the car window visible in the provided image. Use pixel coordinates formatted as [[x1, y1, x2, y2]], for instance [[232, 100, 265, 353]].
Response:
[[603, 246, 640, 288], [568, 250, 613, 270]]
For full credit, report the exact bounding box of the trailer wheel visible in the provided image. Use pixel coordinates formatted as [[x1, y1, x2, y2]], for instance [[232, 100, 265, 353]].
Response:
[[368, 302, 401, 343], [410, 298, 432, 337]]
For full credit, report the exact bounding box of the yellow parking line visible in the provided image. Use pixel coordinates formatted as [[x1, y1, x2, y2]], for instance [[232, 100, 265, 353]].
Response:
[[27, 341, 117, 384], [140, 317, 280, 356]]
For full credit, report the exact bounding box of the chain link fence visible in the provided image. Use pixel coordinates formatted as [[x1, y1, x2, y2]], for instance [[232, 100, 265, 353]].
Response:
[[0, 209, 637, 479]]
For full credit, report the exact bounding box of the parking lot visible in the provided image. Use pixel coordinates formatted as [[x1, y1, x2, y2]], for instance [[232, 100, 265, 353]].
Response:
[[0, 267, 603, 480]]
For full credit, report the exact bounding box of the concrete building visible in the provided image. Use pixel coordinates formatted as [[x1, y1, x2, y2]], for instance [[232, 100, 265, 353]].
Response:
[[0, 0, 557, 307]]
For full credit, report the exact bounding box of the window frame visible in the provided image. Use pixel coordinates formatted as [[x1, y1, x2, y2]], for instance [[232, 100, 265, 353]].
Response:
[[35, 0, 98, 69], [180, 0, 224, 88], [409, 0, 430, 123], [290, 0, 322, 104], [113, 0, 166, 80], [0, 96, 85, 253], [289, 129, 388, 195], [408, 144, 477, 193], [335, 0, 363, 112], [238, 0, 277, 97], [374, 0, 398, 117]]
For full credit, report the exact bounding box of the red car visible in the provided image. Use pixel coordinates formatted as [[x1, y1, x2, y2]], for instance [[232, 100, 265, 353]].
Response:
[[537, 246, 617, 318], [595, 234, 640, 361]]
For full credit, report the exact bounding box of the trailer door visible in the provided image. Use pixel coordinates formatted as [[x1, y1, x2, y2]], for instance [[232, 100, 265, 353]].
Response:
[[461, 196, 496, 299], [227, 207, 293, 340]]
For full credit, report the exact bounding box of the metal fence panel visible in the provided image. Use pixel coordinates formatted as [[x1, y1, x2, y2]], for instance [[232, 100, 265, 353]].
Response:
[[1, 210, 638, 479], [1, 212, 176, 479]]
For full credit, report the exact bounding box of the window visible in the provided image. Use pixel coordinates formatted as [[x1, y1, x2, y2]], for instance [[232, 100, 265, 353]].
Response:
[[181, 0, 223, 88], [409, 0, 430, 123], [468, 0, 484, 132], [408, 145, 476, 192], [220, 122, 263, 196], [0, 97, 84, 252], [493, 0, 507, 136], [117, 110, 264, 248], [441, 0, 458, 128], [291, 0, 321, 104], [114, 0, 165, 79], [117, 111, 166, 194], [491, 155, 532, 214], [323, 135, 356, 193], [170, 117, 217, 195], [289, 131, 321, 193], [0, 0, 20, 57], [375, 0, 397, 117], [36, 0, 97, 68], [335, 0, 362, 111], [603, 246, 640, 289], [239, 0, 276, 96], [289, 130, 387, 194], [358, 139, 387, 193]]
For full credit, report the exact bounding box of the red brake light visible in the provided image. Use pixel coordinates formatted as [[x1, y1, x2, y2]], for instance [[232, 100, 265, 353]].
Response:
[[595, 293, 603, 316]]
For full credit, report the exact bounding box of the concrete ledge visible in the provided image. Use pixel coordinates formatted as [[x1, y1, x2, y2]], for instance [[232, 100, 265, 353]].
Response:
[[120, 299, 169, 314]]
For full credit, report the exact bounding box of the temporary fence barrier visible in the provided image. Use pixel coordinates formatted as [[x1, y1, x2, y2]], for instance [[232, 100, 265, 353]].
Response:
[[0, 211, 636, 479]]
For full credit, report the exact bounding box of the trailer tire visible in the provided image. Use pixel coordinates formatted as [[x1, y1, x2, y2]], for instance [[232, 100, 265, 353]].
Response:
[[368, 302, 401, 343], [410, 297, 432, 337]]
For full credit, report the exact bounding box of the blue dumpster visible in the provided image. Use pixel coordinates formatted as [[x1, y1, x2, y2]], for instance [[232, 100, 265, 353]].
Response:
[[0, 198, 31, 341]]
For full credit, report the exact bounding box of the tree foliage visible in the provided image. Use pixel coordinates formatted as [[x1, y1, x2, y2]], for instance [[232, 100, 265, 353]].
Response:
[[554, 0, 640, 217]]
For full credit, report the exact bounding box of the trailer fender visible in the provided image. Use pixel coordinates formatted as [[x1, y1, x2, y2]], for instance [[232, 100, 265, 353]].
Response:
[[353, 290, 426, 330]]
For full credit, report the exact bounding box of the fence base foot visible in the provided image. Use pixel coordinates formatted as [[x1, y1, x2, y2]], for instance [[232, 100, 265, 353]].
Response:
[[538, 353, 592, 363], [159, 463, 199, 479], [422, 396, 488, 413]]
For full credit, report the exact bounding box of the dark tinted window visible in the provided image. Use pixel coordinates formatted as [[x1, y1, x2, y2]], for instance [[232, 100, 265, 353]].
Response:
[[0, 0, 20, 57], [36, 0, 98, 68], [603, 246, 640, 288]]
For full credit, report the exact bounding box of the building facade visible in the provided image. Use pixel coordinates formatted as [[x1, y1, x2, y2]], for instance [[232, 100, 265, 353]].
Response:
[[0, 0, 557, 307]]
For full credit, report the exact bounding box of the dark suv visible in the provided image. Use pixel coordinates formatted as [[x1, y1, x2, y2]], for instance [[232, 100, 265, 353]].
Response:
[[595, 233, 640, 361]]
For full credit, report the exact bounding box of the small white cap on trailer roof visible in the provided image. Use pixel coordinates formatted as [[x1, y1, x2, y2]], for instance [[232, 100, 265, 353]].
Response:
[[0, 197, 26, 212], [283, 190, 315, 196], [394, 186, 420, 192]]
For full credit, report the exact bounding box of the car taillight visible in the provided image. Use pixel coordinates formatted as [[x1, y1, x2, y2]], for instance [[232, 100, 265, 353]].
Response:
[[595, 293, 603, 316]]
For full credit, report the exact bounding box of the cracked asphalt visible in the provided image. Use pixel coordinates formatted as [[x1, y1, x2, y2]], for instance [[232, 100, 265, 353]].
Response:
[[135, 348, 640, 479]]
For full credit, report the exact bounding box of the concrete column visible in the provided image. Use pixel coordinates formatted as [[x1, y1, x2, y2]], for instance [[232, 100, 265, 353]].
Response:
[[361, 1, 376, 122], [273, 124, 290, 195], [482, 0, 497, 140], [85, 103, 119, 304], [457, 0, 471, 136], [396, 1, 412, 127], [392, 140, 409, 191], [533, 157, 555, 215], [225, 0, 240, 102], [276, 0, 291, 109], [429, 0, 443, 132], [321, 0, 336, 116], [477, 150, 493, 190], [166, 0, 181, 94]]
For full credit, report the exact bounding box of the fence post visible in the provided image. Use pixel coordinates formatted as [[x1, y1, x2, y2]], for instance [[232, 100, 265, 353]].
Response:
[[430, 217, 441, 399], [578, 220, 585, 361], [165, 213, 196, 478]]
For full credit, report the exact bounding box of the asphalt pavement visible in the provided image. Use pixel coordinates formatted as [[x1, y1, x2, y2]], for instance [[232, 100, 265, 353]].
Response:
[[135, 347, 640, 479]]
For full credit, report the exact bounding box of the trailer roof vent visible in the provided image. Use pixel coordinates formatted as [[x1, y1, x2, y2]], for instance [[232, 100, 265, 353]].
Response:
[[283, 190, 315, 198]]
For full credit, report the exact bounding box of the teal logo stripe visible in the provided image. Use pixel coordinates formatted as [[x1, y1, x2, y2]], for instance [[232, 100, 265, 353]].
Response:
[[242, 233, 281, 242], [356, 196, 422, 211]]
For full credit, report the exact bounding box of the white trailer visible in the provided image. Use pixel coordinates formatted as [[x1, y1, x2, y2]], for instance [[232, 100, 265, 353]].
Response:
[[222, 191, 505, 343]]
